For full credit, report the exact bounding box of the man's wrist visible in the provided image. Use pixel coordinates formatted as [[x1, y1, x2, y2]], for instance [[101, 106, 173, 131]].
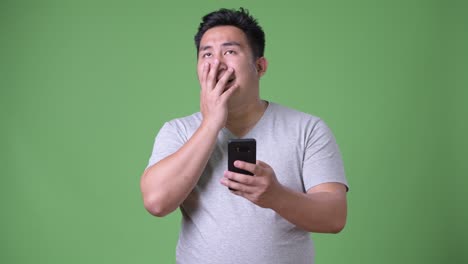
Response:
[[269, 184, 290, 212], [199, 120, 222, 137]]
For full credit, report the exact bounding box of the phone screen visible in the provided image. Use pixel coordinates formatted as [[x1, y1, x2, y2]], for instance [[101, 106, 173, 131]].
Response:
[[228, 138, 256, 176]]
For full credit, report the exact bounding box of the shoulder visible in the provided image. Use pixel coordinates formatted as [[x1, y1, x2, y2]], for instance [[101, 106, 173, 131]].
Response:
[[166, 112, 202, 127], [268, 102, 323, 127], [161, 112, 202, 137], [266, 102, 337, 141]]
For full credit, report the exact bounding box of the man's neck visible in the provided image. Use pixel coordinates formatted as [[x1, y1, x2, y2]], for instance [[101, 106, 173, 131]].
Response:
[[225, 99, 268, 137]]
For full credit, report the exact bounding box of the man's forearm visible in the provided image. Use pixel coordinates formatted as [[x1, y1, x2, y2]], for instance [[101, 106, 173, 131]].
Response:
[[272, 186, 347, 233], [140, 122, 219, 217]]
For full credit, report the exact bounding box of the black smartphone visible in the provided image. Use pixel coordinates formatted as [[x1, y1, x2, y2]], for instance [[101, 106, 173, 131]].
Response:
[[228, 138, 256, 176]]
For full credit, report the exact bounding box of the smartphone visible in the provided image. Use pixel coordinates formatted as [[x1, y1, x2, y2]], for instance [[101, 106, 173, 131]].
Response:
[[228, 138, 256, 176]]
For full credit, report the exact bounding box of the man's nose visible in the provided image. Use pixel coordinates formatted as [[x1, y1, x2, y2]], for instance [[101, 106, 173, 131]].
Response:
[[218, 62, 228, 72], [215, 56, 228, 71]]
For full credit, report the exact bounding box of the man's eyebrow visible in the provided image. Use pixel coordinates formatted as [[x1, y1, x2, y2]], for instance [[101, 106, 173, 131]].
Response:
[[199, 45, 212, 52], [221, 41, 241, 47]]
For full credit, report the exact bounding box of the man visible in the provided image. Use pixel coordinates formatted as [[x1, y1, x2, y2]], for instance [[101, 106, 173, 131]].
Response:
[[140, 8, 348, 264]]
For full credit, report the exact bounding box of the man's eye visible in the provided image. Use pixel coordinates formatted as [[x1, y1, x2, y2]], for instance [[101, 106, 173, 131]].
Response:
[[202, 53, 212, 58], [225, 50, 236, 55]]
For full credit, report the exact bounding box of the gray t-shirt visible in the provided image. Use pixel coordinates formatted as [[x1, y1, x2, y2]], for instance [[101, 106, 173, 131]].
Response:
[[147, 102, 348, 264]]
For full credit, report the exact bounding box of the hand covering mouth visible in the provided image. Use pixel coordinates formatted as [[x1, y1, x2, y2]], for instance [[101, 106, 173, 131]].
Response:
[[216, 73, 236, 84], [226, 76, 236, 84]]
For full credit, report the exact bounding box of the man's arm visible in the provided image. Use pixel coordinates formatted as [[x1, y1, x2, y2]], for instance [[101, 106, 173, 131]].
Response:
[[140, 123, 218, 217], [140, 60, 237, 217], [220, 160, 347, 233], [273, 182, 347, 233]]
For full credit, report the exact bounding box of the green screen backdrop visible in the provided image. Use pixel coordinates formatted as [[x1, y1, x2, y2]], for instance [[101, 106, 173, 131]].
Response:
[[2, 0, 467, 263]]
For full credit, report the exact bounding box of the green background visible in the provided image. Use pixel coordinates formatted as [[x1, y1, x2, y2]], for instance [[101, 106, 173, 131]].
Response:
[[2, 0, 467, 263]]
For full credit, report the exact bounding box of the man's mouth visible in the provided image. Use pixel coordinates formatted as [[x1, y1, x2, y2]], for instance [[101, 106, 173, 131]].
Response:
[[226, 77, 236, 85]]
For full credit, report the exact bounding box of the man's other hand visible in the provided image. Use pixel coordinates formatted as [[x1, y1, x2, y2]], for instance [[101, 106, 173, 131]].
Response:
[[220, 160, 282, 208]]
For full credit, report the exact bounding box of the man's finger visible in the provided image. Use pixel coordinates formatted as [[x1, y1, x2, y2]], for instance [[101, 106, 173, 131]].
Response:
[[220, 176, 255, 193], [213, 68, 234, 95], [201, 62, 209, 87], [220, 83, 238, 102], [206, 59, 219, 90], [224, 170, 255, 185], [234, 160, 262, 176]]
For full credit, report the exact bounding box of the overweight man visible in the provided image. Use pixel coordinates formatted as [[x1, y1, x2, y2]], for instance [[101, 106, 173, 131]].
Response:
[[140, 8, 349, 264]]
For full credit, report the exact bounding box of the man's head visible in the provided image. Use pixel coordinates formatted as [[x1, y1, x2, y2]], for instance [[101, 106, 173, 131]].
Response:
[[194, 8, 265, 61], [194, 8, 268, 109]]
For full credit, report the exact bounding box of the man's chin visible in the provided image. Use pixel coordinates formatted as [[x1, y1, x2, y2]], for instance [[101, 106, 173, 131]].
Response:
[[226, 92, 247, 110]]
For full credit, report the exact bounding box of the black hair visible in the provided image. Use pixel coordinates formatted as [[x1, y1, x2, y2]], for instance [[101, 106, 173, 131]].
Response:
[[194, 7, 265, 59]]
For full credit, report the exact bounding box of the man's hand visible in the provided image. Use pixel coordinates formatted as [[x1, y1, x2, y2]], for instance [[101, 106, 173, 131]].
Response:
[[220, 160, 347, 233], [220, 160, 283, 208], [200, 59, 239, 131]]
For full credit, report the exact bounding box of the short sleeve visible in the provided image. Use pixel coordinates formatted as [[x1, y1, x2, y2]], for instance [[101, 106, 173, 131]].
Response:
[[302, 119, 348, 191], [146, 121, 186, 169]]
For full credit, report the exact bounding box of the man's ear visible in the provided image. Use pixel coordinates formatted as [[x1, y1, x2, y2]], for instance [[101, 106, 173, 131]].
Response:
[[256, 57, 268, 77]]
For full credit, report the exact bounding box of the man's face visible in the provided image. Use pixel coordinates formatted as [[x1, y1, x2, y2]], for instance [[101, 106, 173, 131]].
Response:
[[197, 26, 262, 106]]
